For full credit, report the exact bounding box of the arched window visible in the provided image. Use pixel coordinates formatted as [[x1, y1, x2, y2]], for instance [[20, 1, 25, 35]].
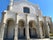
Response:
[[23, 7, 30, 13]]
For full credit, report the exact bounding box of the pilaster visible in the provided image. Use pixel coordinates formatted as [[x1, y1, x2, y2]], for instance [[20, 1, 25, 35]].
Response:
[[14, 24, 18, 40], [43, 16, 50, 38], [36, 16, 43, 39], [14, 13, 18, 40], [49, 17, 53, 33], [26, 24, 30, 40], [25, 14, 30, 40], [0, 23, 6, 40]]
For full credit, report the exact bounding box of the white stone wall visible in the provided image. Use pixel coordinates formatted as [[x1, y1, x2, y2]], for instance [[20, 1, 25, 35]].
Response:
[[0, 0, 52, 40], [3, 11, 16, 23]]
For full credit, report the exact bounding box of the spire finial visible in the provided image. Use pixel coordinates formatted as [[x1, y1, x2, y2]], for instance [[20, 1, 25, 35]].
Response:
[[10, 0, 14, 10], [10, 0, 14, 5]]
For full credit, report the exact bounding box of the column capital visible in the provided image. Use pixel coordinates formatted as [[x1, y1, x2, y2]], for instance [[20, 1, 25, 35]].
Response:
[[2, 23, 6, 25], [1, 22, 6, 40], [36, 15, 39, 17], [15, 23, 18, 25], [43, 16, 46, 18], [2, 10, 7, 15], [16, 13, 18, 15]]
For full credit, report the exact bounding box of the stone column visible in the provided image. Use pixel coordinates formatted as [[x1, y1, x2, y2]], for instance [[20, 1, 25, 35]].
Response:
[[26, 24, 30, 40], [43, 17, 50, 38], [25, 14, 30, 40], [49, 17, 53, 33], [14, 13, 18, 40], [36, 16, 43, 39], [0, 23, 6, 40], [14, 24, 18, 40]]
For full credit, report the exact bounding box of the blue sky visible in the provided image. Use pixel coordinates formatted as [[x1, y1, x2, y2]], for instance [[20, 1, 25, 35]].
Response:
[[0, 0, 53, 21]]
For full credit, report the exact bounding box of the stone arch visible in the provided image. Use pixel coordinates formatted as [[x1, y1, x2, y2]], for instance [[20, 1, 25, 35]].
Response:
[[18, 19, 26, 39], [29, 21, 36, 28], [4, 18, 15, 40], [18, 20, 25, 28], [29, 20, 38, 38]]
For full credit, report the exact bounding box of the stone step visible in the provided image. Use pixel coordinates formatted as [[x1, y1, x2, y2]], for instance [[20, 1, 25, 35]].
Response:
[[30, 39, 50, 40], [3, 38, 50, 40], [18, 39, 50, 40], [50, 36, 53, 39], [18, 39, 26, 40], [4, 38, 14, 40]]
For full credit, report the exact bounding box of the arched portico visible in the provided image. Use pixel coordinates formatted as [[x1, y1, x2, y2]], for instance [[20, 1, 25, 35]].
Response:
[[4, 19, 15, 40], [18, 20, 26, 39], [29, 20, 38, 38]]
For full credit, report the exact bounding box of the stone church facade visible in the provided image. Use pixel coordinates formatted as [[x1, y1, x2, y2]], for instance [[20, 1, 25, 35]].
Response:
[[0, 0, 53, 40]]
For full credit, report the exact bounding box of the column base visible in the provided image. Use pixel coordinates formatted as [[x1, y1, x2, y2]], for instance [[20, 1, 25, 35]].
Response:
[[14, 37, 18, 40], [0, 38, 3, 40], [45, 35, 49, 38], [27, 38, 30, 40]]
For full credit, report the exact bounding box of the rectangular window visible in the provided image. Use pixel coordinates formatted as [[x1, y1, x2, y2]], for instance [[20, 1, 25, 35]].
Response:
[[24, 7, 30, 13]]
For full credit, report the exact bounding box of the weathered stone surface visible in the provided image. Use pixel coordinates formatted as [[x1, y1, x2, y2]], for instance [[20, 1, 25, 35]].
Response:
[[0, 0, 53, 40]]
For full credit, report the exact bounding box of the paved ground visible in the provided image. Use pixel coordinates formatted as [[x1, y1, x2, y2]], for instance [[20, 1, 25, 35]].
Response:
[[30, 39, 50, 40], [50, 39, 53, 40], [18, 39, 50, 40]]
